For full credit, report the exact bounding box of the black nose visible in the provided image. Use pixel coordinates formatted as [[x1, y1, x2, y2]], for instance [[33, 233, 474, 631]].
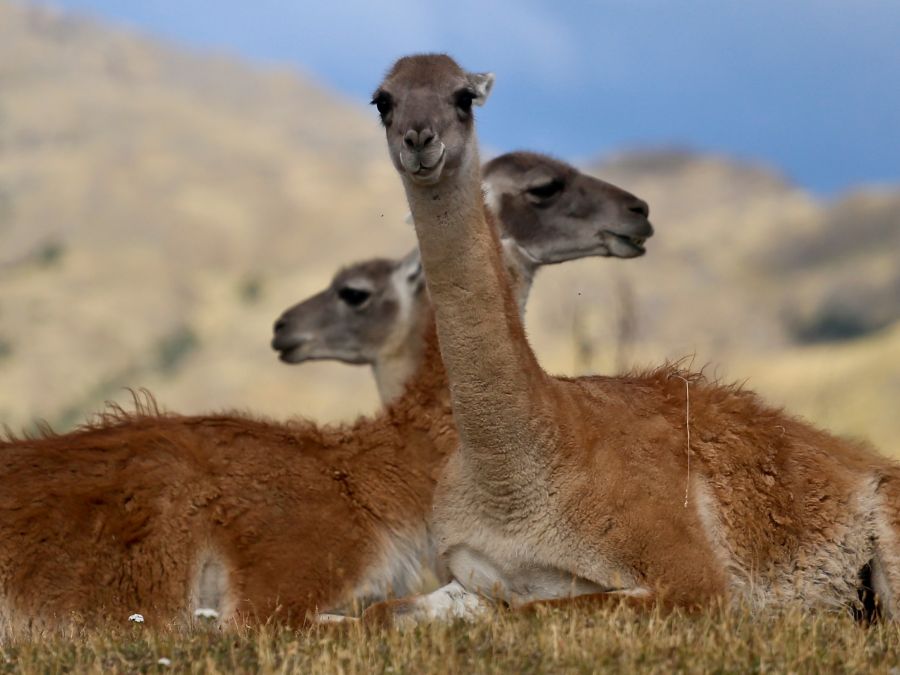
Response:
[[272, 317, 292, 351], [628, 198, 650, 218], [404, 128, 436, 151]]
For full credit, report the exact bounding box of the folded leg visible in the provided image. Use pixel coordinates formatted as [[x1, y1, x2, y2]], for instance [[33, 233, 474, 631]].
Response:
[[361, 581, 490, 628]]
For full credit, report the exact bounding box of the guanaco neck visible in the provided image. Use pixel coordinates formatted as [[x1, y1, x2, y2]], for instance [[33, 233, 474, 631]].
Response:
[[372, 239, 535, 407], [381, 311, 451, 430], [501, 239, 538, 316], [372, 352, 418, 405], [401, 149, 547, 455], [372, 299, 430, 405]]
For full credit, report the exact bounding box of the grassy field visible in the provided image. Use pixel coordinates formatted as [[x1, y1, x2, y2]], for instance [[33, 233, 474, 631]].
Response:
[[2, 605, 899, 673]]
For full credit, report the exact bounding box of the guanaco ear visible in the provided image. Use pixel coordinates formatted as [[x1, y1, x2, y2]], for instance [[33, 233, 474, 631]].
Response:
[[397, 247, 424, 288], [482, 181, 500, 215], [467, 72, 495, 106]]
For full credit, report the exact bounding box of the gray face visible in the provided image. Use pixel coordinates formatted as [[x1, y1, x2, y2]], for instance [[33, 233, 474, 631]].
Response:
[[372, 54, 494, 186], [271, 254, 424, 365], [273, 152, 654, 369], [484, 152, 654, 261]]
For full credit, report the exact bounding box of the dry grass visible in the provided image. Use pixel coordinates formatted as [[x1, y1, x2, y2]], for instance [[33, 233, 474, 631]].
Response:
[[2, 605, 899, 673]]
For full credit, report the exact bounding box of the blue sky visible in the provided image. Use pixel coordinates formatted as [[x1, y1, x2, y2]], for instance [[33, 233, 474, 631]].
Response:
[[42, 0, 900, 194]]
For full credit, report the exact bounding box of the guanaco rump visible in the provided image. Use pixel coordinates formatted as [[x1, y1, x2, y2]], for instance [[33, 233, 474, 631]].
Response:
[[272, 151, 650, 404], [0, 152, 652, 634], [359, 53, 900, 626]]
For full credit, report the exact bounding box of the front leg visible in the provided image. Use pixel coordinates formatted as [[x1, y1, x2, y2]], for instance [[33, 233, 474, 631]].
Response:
[[361, 581, 491, 628]]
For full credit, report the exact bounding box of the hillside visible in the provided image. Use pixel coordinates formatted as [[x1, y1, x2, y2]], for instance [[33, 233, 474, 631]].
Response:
[[0, 1, 898, 455], [0, 0, 412, 428]]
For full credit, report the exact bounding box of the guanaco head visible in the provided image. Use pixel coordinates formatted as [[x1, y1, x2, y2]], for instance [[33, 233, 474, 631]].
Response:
[[485, 152, 653, 261], [372, 54, 493, 187], [271, 250, 425, 368], [272, 152, 654, 402]]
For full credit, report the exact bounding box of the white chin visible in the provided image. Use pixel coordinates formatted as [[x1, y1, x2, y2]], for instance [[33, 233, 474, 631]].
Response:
[[399, 154, 420, 174], [408, 170, 442, 186], [406, 154, 446, 186]]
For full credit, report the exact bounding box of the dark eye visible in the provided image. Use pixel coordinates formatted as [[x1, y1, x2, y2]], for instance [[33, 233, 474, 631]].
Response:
[[370, 91, 393, 122], [454, 88, 477, 114], [338, 287, 372, 307], [526, 179, 564, 201]]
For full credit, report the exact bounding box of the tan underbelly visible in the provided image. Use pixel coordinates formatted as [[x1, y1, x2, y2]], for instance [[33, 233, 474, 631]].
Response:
[[446, 545, 625, 605]]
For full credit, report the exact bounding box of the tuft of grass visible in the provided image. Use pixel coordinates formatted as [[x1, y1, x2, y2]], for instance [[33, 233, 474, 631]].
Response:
[[2, 605, 899, 673]]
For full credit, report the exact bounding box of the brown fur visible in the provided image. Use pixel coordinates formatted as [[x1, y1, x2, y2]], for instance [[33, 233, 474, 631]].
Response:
[[0, 140, 655, 634], [372, 53, 900, 623], [0, 321, 455, 633]]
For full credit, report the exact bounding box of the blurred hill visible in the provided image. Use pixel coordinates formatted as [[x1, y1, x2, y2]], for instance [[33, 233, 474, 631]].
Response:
[[0, 0, 413, 429], [1, 2, 898, 456]]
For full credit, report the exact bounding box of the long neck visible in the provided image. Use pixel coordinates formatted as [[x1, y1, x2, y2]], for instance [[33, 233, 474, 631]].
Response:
[[402, 152, 546, 455], [371, 251, 536, 408], [500, 239, 538, 316], [371, 301, 429, 405], [372, 354, 417, 405], [382, 310, 452, 430]]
